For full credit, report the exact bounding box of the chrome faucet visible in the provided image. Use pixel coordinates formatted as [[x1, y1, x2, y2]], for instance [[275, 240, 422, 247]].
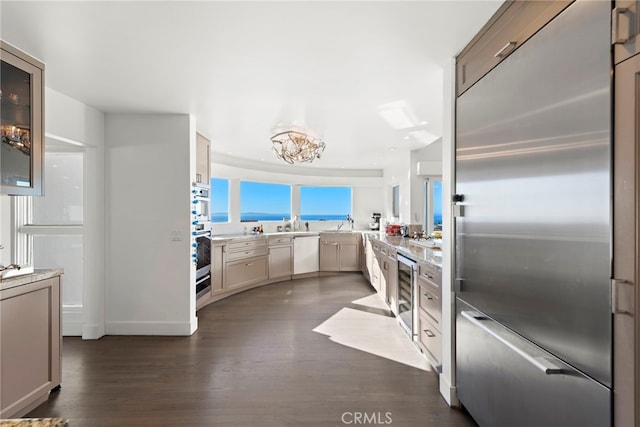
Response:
[[337, 221, 344, 230]]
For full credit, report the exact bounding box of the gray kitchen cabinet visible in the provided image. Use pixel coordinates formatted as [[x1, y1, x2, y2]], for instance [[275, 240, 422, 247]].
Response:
[[369, 241, 382, 292], [319, 240, 339, 271], [1, 274, 61, 418], [384, 249, 398, 314], [456, 1, 571, 96], [1, 41, 45, 196], [338, 241, 359, 271], [211, 243, 225, 293], [225, 237, 268, 290], [195, 132, 210, 186], [226, 256, 268, 290], [268, 235, 293, 279], [319, 233, 360, 272], [613, 0, 640, 65], [416, 260, 442, 368], [613, 50, 640, 427]]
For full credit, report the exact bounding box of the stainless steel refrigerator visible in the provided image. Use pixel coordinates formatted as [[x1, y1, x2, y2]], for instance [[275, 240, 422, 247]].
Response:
[[455, 1, 612, 426]]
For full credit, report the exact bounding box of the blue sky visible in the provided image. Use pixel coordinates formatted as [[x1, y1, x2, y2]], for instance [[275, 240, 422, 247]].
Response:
[[211, 179, 352, 216], [211, 178, 229, 214], [300, 186, 351, 216], [433, 181, 443, 221], [240, 181, 291, 214]]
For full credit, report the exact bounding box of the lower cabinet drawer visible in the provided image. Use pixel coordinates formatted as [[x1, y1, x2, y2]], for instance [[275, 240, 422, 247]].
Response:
[[418, 283, 441, 329], [418, 313, 442, 366], [227, 247, 268, 261], [228, 239, 267, 252], [226, 256, 268, 289]]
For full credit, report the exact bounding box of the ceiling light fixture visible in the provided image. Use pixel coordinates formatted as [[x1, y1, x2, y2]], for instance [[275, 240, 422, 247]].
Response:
[[271, 129, 326, 164], [378, 101, 419, 129], [408, 129, 439, 145]]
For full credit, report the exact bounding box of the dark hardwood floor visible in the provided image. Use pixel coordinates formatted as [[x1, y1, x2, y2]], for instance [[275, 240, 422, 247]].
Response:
[[27, 274, 477, 426]]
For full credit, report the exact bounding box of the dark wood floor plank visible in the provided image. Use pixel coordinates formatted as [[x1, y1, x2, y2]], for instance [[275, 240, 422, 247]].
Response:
[[26, 274, 476, 426]]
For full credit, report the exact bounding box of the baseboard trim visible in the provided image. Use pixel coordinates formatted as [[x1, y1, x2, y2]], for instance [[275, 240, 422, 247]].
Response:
[[82, 322, 105, 340], [439, 374, 459, 407], [106, 320, 196, 336], [62, 305, 83, 337]]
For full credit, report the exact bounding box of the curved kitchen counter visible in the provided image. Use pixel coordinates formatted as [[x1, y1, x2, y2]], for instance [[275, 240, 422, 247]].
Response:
[[367, 234, 442, 268], [210, 230, 320, 242]]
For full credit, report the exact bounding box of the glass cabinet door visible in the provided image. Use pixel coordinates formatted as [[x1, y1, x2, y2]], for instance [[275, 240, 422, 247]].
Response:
[[1, 42, 44, 195]]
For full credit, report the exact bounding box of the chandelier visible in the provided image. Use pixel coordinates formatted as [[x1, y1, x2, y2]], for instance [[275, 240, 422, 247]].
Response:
[[271, 130, 326, 164]]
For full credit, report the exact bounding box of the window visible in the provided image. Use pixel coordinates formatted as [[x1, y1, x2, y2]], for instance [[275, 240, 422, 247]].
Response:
[[433, 181, 443, 230], [210, 178, 229, 223], [392, 185, 400, 219], [424, 178, 443, 233], [240, 181, 291, 222], [300, 186, 351, 221]]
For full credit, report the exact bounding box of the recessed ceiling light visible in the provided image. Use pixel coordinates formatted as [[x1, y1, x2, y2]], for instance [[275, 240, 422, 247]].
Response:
[[420, 120, 428, 125], [378, 101, 419, 130], [403, 136, 410, 140], [409, 130, 439, 145], [389, 147, 396, 152]]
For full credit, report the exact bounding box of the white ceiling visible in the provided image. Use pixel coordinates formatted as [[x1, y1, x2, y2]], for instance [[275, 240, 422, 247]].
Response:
[[0, 1, 502, 170]]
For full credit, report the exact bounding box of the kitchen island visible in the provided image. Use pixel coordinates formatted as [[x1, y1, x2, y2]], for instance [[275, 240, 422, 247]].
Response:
[[0, 269, 63, 419]]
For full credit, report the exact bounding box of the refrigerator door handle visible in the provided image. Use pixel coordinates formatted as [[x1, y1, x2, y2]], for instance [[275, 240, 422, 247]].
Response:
[[461, 311, 566, 375]]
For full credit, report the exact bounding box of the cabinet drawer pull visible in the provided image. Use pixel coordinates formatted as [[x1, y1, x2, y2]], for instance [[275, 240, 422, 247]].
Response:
[[424, 329, 436, 338], [425, 293, 433, 300], [612, 7, 630, 45], [245, 251, 250, 254], [494, 41, 516, 58], [245, 262, 254, 266]]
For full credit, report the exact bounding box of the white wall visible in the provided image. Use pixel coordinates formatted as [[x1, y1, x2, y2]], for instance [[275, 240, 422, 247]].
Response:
[[411, 139, 443, 227], [211, 161, 384, 234], [105, 114, 196, 336], [382, 151, 412, 225], [0, 196, 11, 266], [45, 88, 106, 339]]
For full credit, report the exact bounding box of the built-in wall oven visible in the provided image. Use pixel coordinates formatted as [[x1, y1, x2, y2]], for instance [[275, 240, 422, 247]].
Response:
[[397, 254, 417, 340], [194, 232, 211, 298], [192, 184, 212, 299]]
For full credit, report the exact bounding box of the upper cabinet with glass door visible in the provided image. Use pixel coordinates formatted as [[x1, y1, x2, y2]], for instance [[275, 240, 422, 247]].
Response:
[[1, 41, 44, 196]]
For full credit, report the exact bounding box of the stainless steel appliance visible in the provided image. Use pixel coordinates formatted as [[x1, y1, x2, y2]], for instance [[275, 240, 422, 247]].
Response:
[[191, 185, 210, 223], [455, 2, 611, 426], [369, 213, 381, 230], [194, 233, 211, 298], [397, 254, 417, 340], [192, 183, 212, 299]]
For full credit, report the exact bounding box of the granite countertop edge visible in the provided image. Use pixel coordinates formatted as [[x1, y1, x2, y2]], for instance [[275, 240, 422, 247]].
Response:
[[0, 418, 68, 427], [211, 230, 373, 242], [368, 234, 443, 269], [0, 269, 64, 291]]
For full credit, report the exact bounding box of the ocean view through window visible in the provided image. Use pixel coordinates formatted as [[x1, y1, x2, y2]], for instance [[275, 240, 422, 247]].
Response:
[[240, 181, 291, 222], [433, 181, 443, 230], [300, 186, 351, 221], [211, 178, 229, 223]]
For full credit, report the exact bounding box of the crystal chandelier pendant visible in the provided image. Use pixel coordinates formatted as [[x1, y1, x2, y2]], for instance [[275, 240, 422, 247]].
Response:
[[270, 130, 325, 164]]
